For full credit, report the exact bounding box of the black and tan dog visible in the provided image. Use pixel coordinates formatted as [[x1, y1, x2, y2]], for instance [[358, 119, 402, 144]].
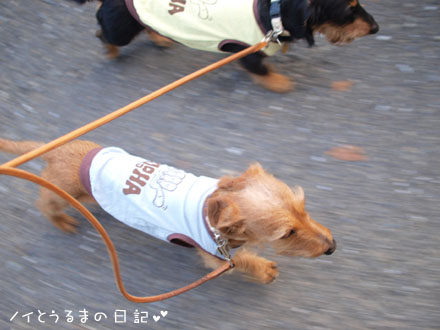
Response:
[[72, 0, 378, 92]]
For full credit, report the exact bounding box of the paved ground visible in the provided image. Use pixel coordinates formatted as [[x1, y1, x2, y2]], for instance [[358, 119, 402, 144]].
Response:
[[1, 0, 439, 329]]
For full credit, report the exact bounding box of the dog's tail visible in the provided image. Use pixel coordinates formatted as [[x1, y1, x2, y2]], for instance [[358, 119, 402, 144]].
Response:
[[0, 138, 45, 157]]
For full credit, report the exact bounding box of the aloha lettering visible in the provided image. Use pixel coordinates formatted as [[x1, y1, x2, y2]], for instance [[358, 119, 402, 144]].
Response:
[[168, 0, 186, 15], [122, 161, 160, 195]]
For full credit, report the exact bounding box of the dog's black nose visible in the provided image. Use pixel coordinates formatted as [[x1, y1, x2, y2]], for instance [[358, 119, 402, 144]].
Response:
[[370, 22, 379, 35], [325, 239, 337, 255]]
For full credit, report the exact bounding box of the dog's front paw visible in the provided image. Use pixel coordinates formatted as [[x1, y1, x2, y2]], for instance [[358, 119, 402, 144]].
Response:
[[251, 70, 294, 93], [147, 31, 174, 48], [51, 214, 79, 234], [255, 260, 279, 284]]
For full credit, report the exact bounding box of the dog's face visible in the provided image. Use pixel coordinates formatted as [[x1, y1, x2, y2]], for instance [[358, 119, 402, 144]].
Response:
[[308, 0, 379, 45], [207, 163, 336, 258]]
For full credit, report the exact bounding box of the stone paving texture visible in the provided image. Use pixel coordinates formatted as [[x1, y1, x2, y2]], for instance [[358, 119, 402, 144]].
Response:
[[0, 0, 439, 329]]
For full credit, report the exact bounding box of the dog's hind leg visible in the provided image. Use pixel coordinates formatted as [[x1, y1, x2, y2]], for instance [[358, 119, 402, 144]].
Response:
[[104, 43, 120, 59], [95, 29, 120, 59], [35, 140, 100, 233], [94, 0, 144, 58], [146, 30, 173, 48], [36, 165, 85, 233], [1, 138, 99, 232], [36, 186, 80, 233]]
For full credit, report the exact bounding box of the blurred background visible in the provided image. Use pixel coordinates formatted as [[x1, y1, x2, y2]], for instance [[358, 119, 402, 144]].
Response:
[[1, 0, 439, 329]]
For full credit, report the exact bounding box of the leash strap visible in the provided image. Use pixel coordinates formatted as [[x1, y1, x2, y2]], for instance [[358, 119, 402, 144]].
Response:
[[0, 41, 267, 302]]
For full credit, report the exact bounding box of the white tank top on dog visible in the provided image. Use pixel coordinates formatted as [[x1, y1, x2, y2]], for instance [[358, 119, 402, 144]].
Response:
[[125, 0, 281, 55], [81, 147, 229, 259]]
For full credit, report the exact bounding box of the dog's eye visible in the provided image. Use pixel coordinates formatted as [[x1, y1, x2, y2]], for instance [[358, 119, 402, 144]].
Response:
[[283, 229, 296, 239]]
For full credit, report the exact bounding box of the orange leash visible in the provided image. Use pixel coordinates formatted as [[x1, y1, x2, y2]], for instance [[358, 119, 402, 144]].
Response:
[[0, 41, 267, 302]]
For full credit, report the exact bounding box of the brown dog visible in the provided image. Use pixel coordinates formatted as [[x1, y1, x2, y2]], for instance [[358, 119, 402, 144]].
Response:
[[0, 138, 336, 283]]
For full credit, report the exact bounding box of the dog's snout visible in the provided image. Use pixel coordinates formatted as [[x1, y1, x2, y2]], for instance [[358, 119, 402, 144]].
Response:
[[325, 239, 337, 255], [369, 22, 379, 35]]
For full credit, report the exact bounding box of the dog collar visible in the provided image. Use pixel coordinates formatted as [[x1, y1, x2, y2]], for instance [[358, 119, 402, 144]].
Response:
[[269, 0, 291, 42]]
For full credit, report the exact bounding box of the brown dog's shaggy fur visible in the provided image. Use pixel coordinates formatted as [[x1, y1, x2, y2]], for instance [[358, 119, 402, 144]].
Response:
[[0, 138, 336, 283]]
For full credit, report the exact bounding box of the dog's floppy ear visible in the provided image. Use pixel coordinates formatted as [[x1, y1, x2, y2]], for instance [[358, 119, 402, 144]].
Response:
[[207, 195, 246, 239]]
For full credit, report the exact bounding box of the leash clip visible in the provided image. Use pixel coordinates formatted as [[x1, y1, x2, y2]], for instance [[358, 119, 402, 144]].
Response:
[[205, 214, 234, 268], [213, 232, 234, 267], [263, 30, 284, 48], [263, 30, 279, 45]]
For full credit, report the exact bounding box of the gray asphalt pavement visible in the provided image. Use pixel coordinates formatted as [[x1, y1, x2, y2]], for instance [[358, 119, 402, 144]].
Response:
[[1, 0, 439, 329]]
